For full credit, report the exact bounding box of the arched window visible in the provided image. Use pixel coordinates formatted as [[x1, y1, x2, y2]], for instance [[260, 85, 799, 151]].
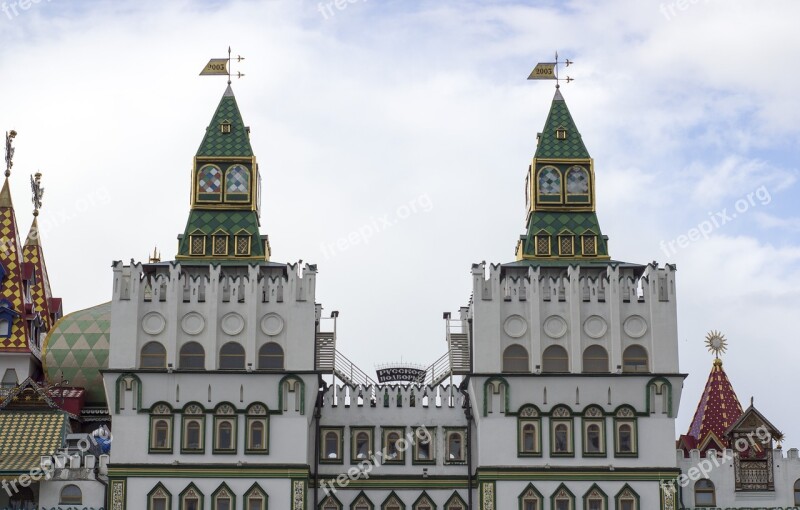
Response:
[[154, 419, 170, 447], [197, 164, 222, 202], [354, 431, 371, 460], [565, 166, 589, 195], [446, 430, 465, 462], [60, 484, 82, 505], [586, 423, 602, 453], [179, 342, 205, 369], [182, 404, 205, 453], [795, 479, 800, 505], [258, 342, 284, 370], [324, 430, 340, 460], [246, 403, 268, 453], [149, 403, 173, 452], [219, 342, 245, 370], [140, 341, 167, 368], [538, 166, 562, 202], [622, 345, 649, 373], [225, 164, 250, 200], [694, 479, 716, 507], [503, 344, 529, 373], [582, 345, 609, 373], [542, 345, 569, 373], [522, 423, 538, 453]]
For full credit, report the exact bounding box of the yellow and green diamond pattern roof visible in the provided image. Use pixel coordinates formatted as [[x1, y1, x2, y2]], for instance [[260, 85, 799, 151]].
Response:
[[0, 412, 67, 473]]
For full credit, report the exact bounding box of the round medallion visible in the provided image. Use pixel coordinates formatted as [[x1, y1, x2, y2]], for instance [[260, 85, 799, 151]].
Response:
[[583, 315, 608, 339], [220, 312, 245, 336], [623, 315, 648, 338], [503, 315, 528, 338], [181, 312, 205, 336], [141, 312, 166, 335], [543, 315, 568, 339], [260, 313, 284, 336]]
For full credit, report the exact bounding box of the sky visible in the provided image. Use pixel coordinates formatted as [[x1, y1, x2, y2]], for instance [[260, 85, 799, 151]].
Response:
[[0, 0, 798, 443]]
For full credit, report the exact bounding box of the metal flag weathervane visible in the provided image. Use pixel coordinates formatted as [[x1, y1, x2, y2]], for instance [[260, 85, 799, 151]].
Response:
[[200, 46, 245, 84], [528, 51, 574, 87]]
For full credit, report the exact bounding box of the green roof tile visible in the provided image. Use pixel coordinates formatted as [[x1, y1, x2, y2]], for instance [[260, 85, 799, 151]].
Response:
[[196, 85, 253, 157], [534, 89, 590, 159]]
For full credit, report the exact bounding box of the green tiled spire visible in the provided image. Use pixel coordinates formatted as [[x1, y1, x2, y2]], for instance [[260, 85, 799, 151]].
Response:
[[196, 85, 254, 157], [516, 88, 609, 263], [176, 86, 269, 262], [534, 88, 589, 159]]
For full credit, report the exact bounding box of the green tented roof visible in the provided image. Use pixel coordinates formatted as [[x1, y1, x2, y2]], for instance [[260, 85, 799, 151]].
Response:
[[196, 85, 253, 157], [534, 88, 590, 159]]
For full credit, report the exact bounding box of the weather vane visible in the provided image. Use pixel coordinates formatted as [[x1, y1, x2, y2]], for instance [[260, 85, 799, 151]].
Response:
[[5, 129, 17, 178], [705, 330, 728, 359], [200, 46, 245, 85], [528, 51, 574, 88], [30, 172, 44, 217]]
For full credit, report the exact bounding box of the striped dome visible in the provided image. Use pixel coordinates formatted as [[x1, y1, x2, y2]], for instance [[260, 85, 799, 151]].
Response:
[[42, 302, 111, 405]]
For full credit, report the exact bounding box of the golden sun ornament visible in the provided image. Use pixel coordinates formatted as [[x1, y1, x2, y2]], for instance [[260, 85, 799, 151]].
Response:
[[705, 330, 728, 358]]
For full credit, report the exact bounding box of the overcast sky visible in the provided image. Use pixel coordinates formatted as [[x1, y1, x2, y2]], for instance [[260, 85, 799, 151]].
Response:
[[1, 0, 798, 443]]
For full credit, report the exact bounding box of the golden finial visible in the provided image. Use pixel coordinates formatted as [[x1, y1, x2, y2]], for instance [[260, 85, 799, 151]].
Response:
[[148, 246, 161, 263], [30, 171, 44, 216], [5, 130, 17, 178], [705, 330, 728, 360]]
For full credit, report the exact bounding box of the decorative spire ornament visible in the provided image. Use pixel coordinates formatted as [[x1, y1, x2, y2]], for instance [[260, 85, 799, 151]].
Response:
[[30, 171, 44, 216], [200, 46, 245, 85], [705, 330, 728, 360], [5, 129, 17, 178], [527, 51, 574, 88]]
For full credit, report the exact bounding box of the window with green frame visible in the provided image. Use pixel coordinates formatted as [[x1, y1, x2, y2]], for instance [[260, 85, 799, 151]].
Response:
[[582, 407, 606, 456], [519, 484, 543, 510], [181, 403, 205, 453], [412, 492, 434, 510], [550, 485, 574, 510], [614, 407, 638, 457], [148, 483, 171, 510], [444, 428, 466, 464], [213, 403, 237, 453], [351, 427, 374, 463], [211, 483, 235, 510], [412, 426, 435, 464], [615, 485, 639, 510], [381, 492, 403, 510], [179, 483, 204, 510], [381, 427, 406, 464], [246, 403, 269, 453], [149, 403, 173, 453], [351, 492, 374, 510], [518, 405, 541, 456], [320, 427, 344, 463], [582, 485, 607, 510], [244, 483, 267, 510], [550, 407, 574, 456]]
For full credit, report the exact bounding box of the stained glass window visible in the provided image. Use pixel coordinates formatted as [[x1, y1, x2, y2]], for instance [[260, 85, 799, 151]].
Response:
[[566, 166, 589, 194], [225, 164, 250, 199], [538, 167, 561, 196]]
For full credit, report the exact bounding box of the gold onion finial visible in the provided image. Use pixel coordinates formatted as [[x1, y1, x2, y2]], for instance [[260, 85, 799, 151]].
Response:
[[5, 130, 17, 178], [705, 330, 728, 361]]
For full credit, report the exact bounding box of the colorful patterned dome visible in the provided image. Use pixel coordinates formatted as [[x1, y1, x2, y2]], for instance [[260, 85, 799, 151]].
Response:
[[42, 302, 111, 405]]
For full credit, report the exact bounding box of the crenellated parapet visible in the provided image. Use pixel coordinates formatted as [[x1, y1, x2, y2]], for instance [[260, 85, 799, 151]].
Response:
[[467, 261, 679, 374], [109, 261, 318, 372]]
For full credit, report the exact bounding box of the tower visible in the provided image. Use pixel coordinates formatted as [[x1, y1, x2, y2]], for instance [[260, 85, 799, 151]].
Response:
[[101, 85, 326, 510], [460, 86, 683, 509]]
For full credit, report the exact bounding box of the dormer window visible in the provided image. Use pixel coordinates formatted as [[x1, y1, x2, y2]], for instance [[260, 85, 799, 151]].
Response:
[[556, 127, 567, 140], [220, 120, 232, 134], [235, 230, 251, 256], [581, 234, 598, 256], [189, 231, 206, 256], [558, 233, 575, 256], [535, 231, 551, 256], [212, 231, 229, 256]]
